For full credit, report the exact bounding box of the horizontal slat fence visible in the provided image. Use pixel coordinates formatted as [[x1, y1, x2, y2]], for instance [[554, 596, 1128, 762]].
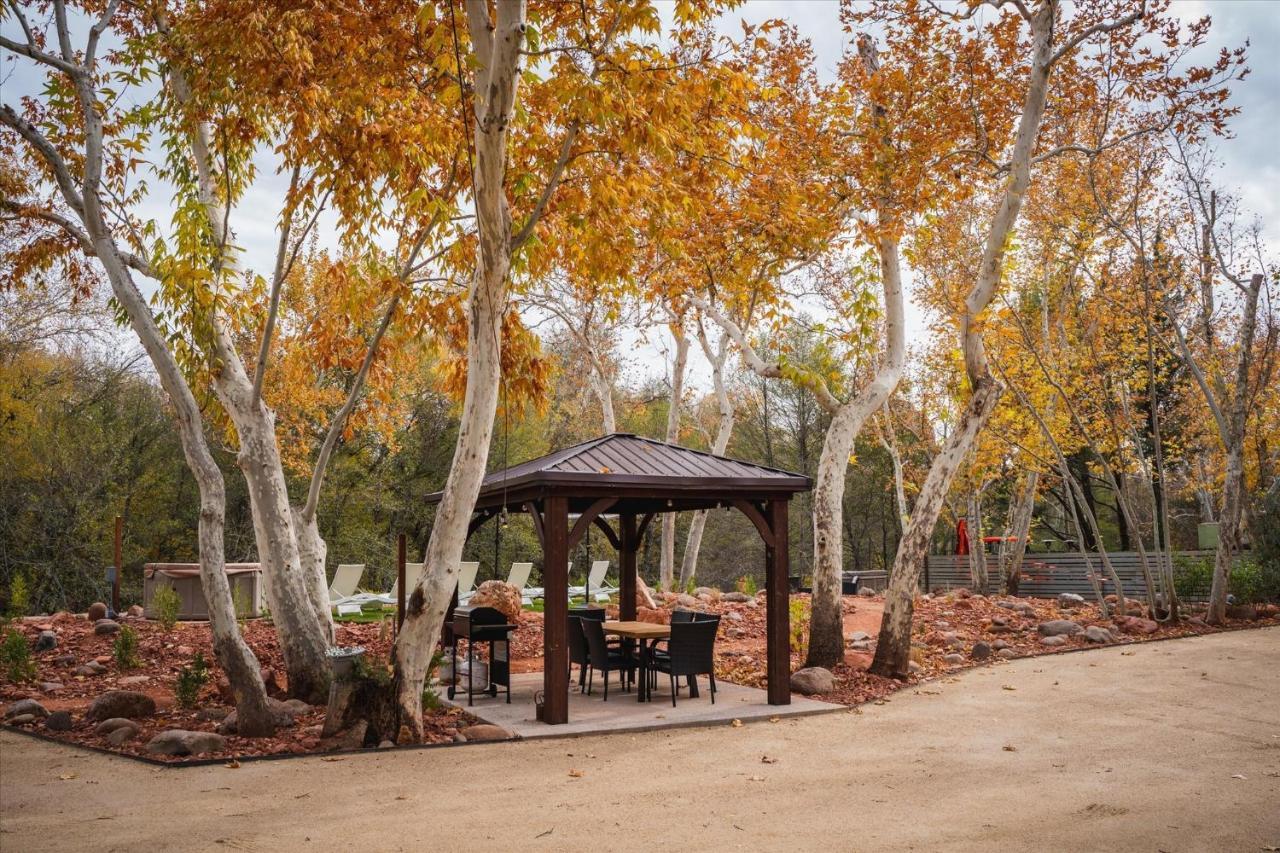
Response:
[[923, 550, 1220, 600]]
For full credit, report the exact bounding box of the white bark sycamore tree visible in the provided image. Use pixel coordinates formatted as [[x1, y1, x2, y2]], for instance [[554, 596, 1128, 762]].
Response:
[[389, 0, 735, 738], [660, 320, 690, 591], [868, 0, 1241, 677], [0, 1, 277, 734]]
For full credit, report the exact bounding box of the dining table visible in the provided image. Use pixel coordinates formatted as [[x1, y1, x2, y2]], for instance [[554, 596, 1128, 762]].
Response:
[[603, 620, 670, 703]]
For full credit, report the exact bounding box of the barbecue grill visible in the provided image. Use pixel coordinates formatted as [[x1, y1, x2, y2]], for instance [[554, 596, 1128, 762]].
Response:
[[449, 605, 517, 705]]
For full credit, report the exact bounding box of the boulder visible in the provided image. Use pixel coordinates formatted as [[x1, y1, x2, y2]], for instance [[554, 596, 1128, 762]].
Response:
[[106, 726, 139, 746], [1057, 593, 1086, 609], [636, 606, 667, 625], [997, 648, 1018, 660], [693, 587, 720, 602], [44, 710, 73, 731], [93, 619, 121, 636], [1114, 615, 1159, 635], [85, 690, 155, 722], [943, 653, 965, 665], [459, 724, 512, 742], [970, 642, 993, 661], [126, 605, 145, 619], [848, 631, 872, 643], [8, 714, 36, 725], [95, 717, 139, 735], [468, 581, 522, 625], [145, 729, 227, 757], [789, 667, 835, 696], [721, 592, 751, 603], [1040, 635, 1068, 647], [4, 699, 49, 719], [675, 593, 699, 608], [87, 602, 108, 621], [1083, 625, 1115, 644], [1037, 619, 1083, 637], [34, 630, 57, 653], [858, 588, 876, 598]]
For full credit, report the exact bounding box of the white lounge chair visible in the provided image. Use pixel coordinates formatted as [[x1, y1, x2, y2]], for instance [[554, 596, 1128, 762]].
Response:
[[333, 561, 426, 608], [569, 560, 617, 602], [328, 564, 365, 604], [504, 561, 538, 604], [455, 561, 483, 605]]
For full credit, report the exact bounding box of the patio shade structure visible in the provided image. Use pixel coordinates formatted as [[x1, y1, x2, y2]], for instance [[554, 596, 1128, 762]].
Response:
[[425, 433, 811, 725]]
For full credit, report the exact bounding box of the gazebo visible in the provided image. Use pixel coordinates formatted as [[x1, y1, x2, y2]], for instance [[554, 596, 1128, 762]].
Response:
[[427, 433, 811, 725]]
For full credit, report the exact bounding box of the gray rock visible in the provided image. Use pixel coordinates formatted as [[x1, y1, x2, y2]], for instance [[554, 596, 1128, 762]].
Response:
[[4, 699, 49, 719], [94, 717, 138, 735], [39, 681, 64, 693], [997, 648, 1018, 659], [87, 602, 108, 621], [907, 660, 923, 674], [85, 690, 155, 722], [849, 640, 873, 652], [992, 640, 1010, 651], [194, 707, 231, 722], [1040, 635, 1068, 647], [53, 653, 76, 667], [943, 653, 965, 665], [93, 619, 121, 636], [1057, 593, 1086, 609], [8, 713, 36, 725], [970, 642, 992, 661], [789, 667, 835, 695], [74, 662, 107, 677], [858, 588, 876, 598], [723, 610, 743, 622], [145, 729, 227, 757], [117, 675, 150, 686], [693, 587, 718, 598], [452, 732, 467, 743], [126, 605, 145, 619], [1037, 619, 1083, 637], [848, 631, 872, 642], [218, 697, 301, 734], [45, 710, 73, 731], [1083, 625, 1115, 644], [721, 592, 751, 603], [34, 630, 57, 652], [378, 740, 395, 749], [106, 726, 139, 746]]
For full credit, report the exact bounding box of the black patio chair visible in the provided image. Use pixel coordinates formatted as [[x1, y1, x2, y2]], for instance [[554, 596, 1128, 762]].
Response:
[[567, 616, 590, 692], [582, 616, 636, 701], [650, 618, 719, 707], [651, 612, 719, 691]]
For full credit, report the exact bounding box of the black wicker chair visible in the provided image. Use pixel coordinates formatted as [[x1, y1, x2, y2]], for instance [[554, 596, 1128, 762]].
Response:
[[567, 616, 591, 692], [582, 616, 636, 700], [650, 619, 719, 707]]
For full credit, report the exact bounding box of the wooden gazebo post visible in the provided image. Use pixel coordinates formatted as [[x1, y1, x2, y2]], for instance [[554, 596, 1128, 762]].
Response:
[[765, 499, 791, 706], [619, 514, 638, 621], [542, 496, 570, 725]]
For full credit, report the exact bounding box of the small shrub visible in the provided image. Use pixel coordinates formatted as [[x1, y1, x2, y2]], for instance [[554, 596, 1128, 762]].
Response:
[[789, 597, 810, 656], [232, 583, 253, 622], [1, 629, 36, 682], [422, 650, 445, 712], [736, 575, 758, 596], [1173, 555, 1213, 601], [1229, 559, 1274, 605], [152, 582, 181, 630], [174, 652, 210, 709], [113, 625, 141, 669], [685, 576, 697, 596], [7, 573, 30, 618]]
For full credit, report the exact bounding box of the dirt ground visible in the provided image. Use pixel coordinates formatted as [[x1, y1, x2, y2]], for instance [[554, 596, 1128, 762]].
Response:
[[2, 627, 1276, 853]]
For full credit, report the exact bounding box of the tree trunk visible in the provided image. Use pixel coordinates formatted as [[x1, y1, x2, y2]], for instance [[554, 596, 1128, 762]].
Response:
[[871, 0, 1058, 679], [293, 508, 336, 644], [679, 328, 734, 589], [967, 489, 989, 594], [392, 0, 526, 740], [660, 326, 689, 591], [1002, 471, 1038, 594]]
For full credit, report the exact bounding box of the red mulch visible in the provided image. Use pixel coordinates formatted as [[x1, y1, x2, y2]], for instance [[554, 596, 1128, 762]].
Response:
[[0, 614, 473, 763]]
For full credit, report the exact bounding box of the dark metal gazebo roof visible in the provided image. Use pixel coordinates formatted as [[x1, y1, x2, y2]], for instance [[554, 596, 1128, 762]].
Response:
[[427, 433, 811, 512]]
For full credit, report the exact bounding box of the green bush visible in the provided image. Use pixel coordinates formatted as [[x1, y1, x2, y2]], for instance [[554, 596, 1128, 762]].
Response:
[[789, 597, 810, 656], [232, 583, 253, 622], [6, 573, 30, 618], [685, 576, 697, 595], [1173, 555, 1213, 601], [1, 628, 36, 682], [1229, 559, 1280, 605], [174, 652, 210, 709], [737, 575, 758, 596], [152, 583, 181, 630], [113, 625, 141, 669]]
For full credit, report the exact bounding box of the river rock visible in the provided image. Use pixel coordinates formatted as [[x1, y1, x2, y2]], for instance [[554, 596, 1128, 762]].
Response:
[[8, 714, 36, 725], [943, 653, 965, 665], [87, 602, 108, 621], [1115, 615, 1159, 635], [675, 593, 699, 608], [4, 699, 48, 719], [126, 604, 145, 619], [848, 631, 872, 643], [1083, 625, 1115, 644], [93, 619, 121, 636], [997, 648, 1018, 659], [118, 675, 150, 686], [106, 726, 139, 746], [1037, 619, 1083, 637], [218, 697, 304, 734], [721, 592, 751, 603], [1057, 593, 1086, 609], [95, 717, 139, 735], [44, 710, 73, 731], [86, 690, 155, 721], [970, 642, 992, 661], [790, 667, 835, 695], [39, 681, 64, 693], [74, 662, 107, 677], [34, 630, 57, 652], [1039, 635, 1068, 647], [146, 729, 227, 756]]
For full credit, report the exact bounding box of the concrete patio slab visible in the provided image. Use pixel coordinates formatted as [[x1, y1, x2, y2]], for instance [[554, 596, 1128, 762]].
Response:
[[443, 671, 843, 738]]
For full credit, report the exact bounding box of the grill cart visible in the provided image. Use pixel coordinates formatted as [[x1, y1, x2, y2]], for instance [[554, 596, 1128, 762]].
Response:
[[449, 605, 517, 705]]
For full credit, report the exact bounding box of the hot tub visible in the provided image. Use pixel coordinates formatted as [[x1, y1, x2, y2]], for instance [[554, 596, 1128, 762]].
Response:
[[143, 563, 263, 620]]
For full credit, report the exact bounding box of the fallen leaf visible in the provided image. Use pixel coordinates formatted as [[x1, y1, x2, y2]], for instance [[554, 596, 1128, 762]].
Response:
[[568, 768, 584, 778], [224, 759, 241, 769], [746, 775, 765, 782], [1231, 773, 1247, 780], [58, 773, 78, 781], [320, 757, 345, 763], [730, 719, 743, 728], [1002, 745, 1018, 752], [536, 828, 554, 838], [761, 756, 778, 764], [769, 716, 780, 723], [1001, 685, 1017, 691]]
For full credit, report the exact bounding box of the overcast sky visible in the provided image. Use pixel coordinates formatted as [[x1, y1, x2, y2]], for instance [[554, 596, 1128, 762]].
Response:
[[3, 1, 1275, 394]]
